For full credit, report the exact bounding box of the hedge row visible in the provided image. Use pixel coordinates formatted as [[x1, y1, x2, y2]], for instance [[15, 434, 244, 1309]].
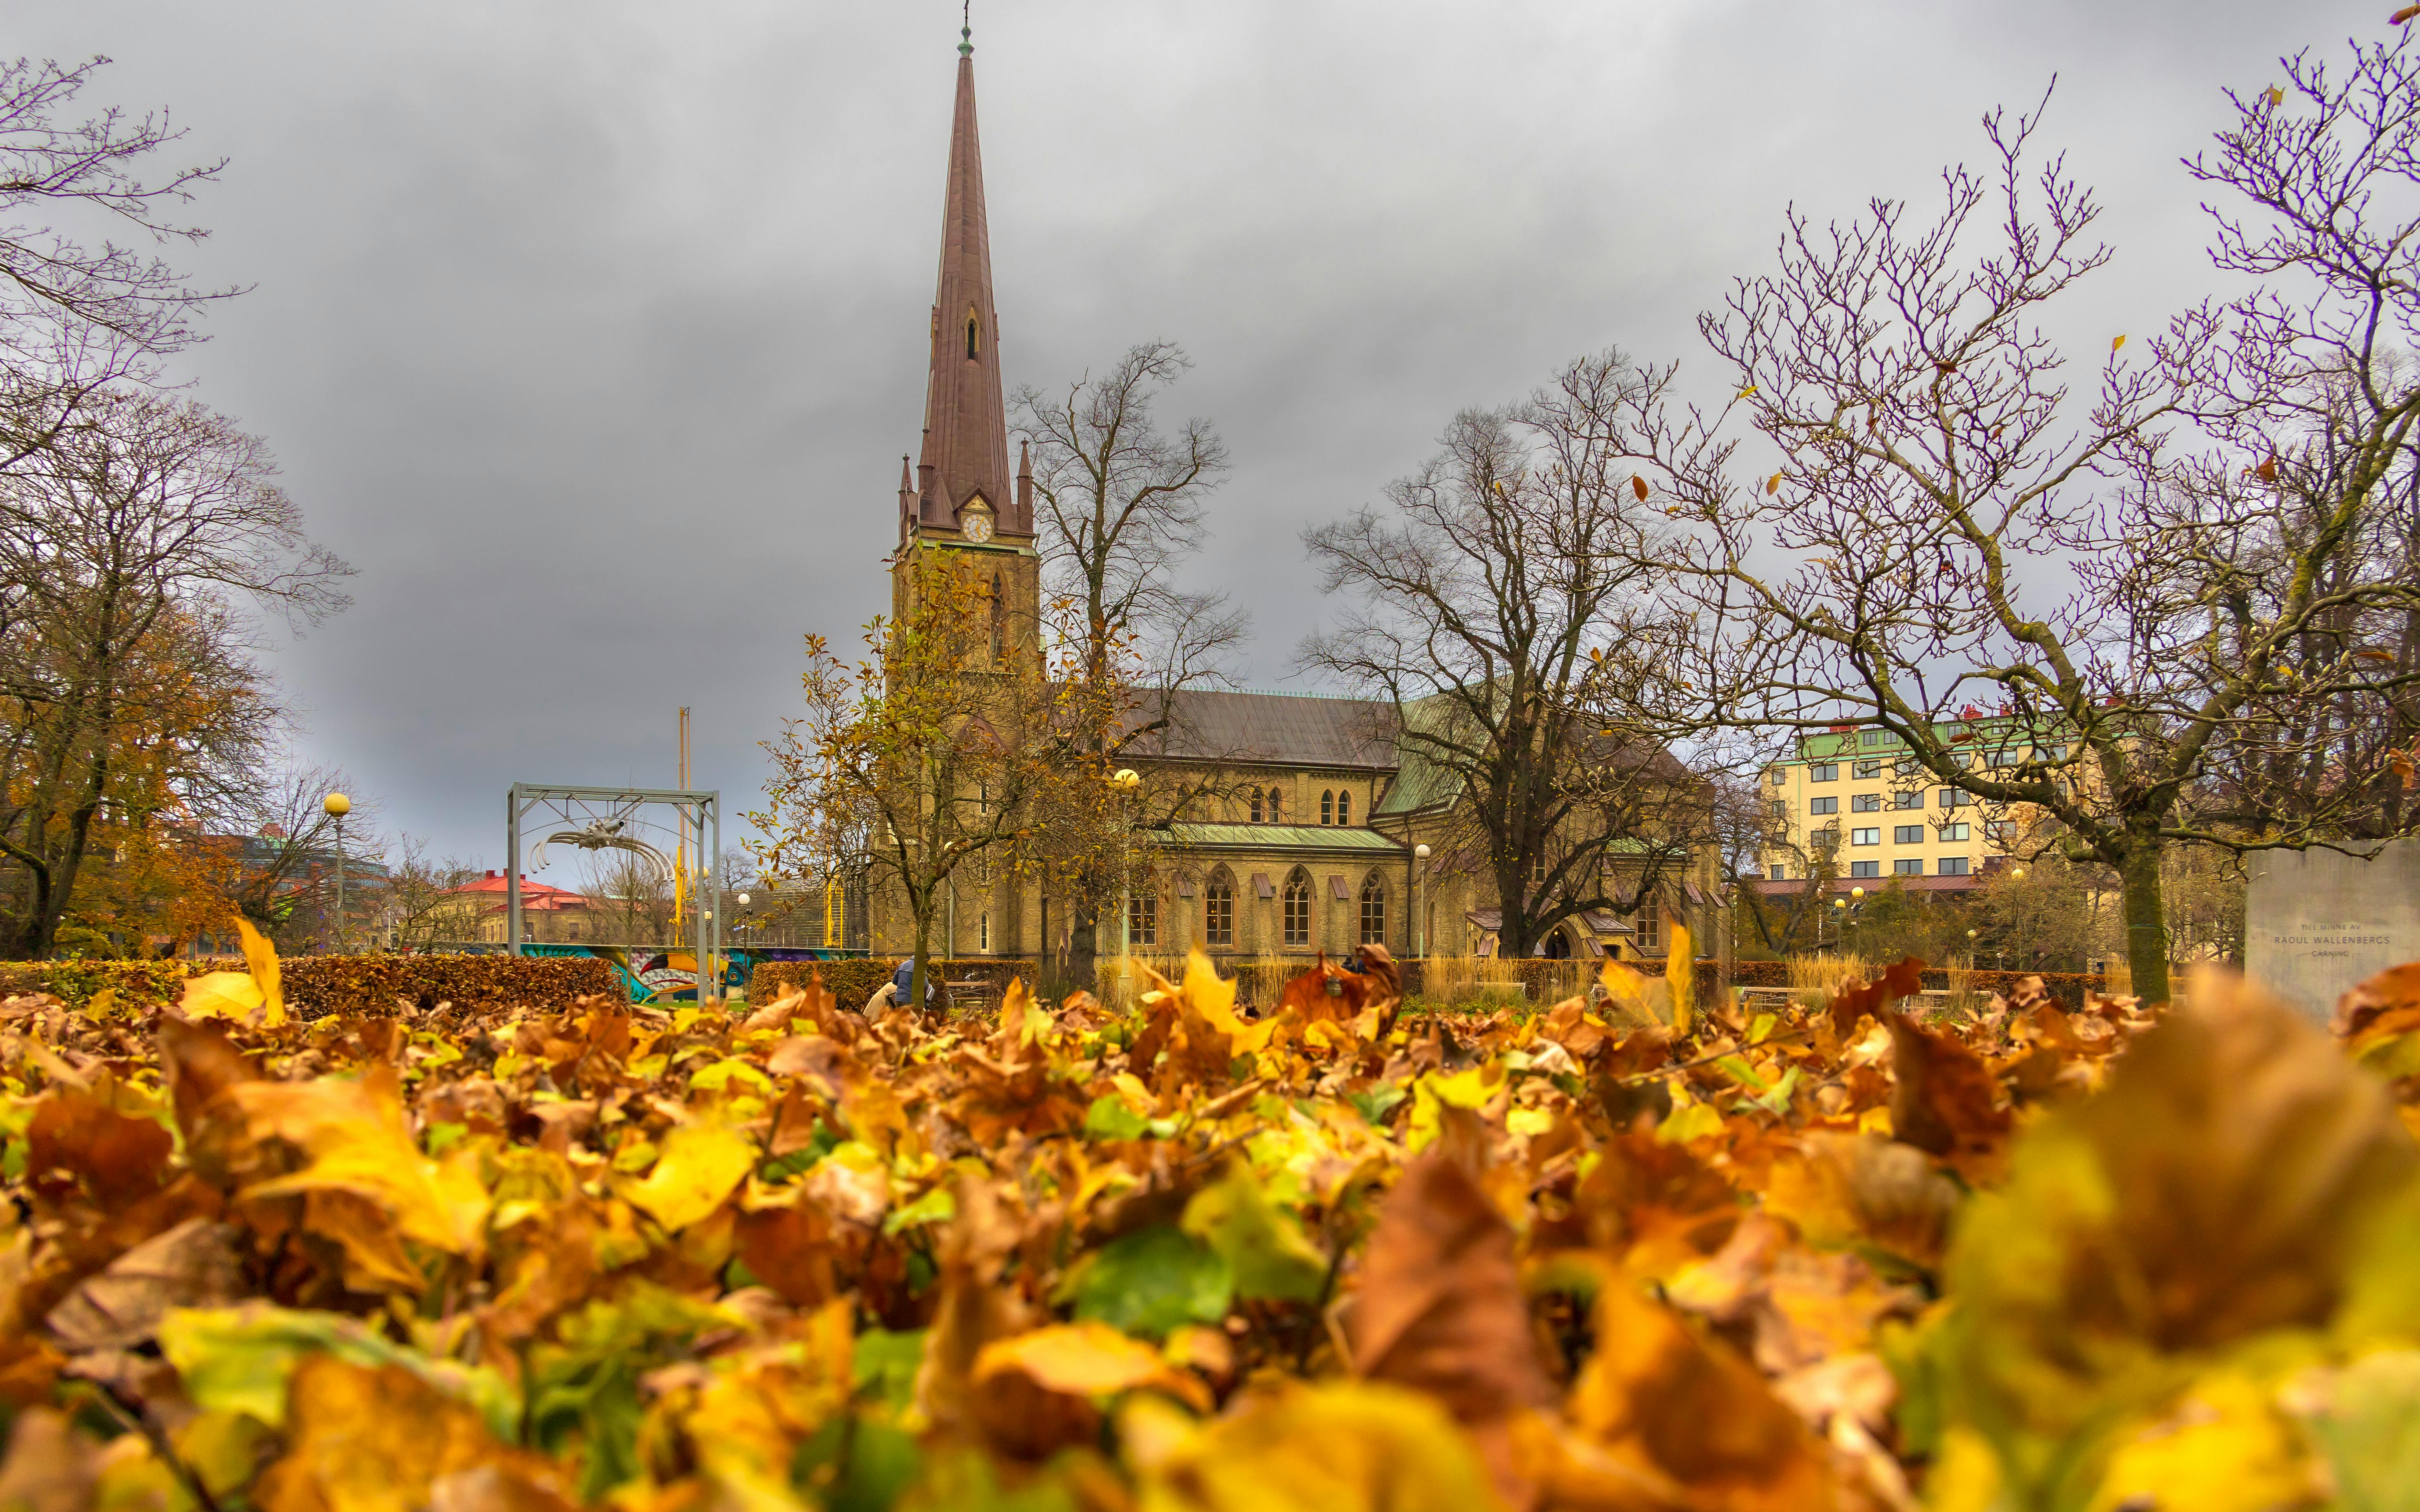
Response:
[[0, 952, 620, 1018], [281, 954, 620, 1018]]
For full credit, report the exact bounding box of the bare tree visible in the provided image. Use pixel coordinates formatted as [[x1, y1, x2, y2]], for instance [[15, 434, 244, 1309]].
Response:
[[1013, 341, 1243, 988], [383, 834, 481, 952], [1626, 54, 2420, 1005], [0, 392, 350, 954], [1304, 350, 1707, 958], [0, 55, 235, 476]]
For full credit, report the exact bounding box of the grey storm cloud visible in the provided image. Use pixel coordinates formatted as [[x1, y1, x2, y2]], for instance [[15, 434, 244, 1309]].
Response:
[[8, 0, 2376, 865]]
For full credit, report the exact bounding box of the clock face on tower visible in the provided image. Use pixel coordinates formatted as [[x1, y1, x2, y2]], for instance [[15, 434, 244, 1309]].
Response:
[[960, 501, 994, 543]]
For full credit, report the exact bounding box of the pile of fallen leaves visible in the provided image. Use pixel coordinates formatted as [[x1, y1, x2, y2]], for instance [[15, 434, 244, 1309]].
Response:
[[3, 927, 2417, 1512]]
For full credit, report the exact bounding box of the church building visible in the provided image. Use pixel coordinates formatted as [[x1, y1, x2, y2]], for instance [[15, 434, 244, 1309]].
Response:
[[865, 27, 1723, 972]]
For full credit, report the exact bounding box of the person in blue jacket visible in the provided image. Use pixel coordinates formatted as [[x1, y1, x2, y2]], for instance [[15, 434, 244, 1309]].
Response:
[[891, 957, 941, 1011]]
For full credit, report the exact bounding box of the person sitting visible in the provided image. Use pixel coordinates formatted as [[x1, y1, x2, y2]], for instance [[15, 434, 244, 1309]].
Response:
[[890, 957, 942, 1012]]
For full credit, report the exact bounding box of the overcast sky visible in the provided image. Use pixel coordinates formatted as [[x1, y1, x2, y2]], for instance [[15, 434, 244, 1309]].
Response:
[[11, 0, 2385, 868]]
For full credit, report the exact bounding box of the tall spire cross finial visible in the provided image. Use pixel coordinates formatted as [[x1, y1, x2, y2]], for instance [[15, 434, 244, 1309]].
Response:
[[960, 1, 972, 57]]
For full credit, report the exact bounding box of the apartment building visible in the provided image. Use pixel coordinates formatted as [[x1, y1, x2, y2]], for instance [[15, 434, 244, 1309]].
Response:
[[1752, 720, 2061, 893]]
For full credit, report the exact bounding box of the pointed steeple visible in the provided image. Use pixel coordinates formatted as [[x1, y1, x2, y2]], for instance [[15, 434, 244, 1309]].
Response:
[[909, 26, 1019, 541]]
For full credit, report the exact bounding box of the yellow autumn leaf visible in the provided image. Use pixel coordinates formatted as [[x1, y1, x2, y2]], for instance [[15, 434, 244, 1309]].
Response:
[[974, 1322, 1188, 1400], [235, 916, 286, 1026], [180, 970, 264, 1023], [619, 1122, 758, 1231], [2111, 334, 2126, 354], [234, 1070, 490, 1258], [1664, 921, 1694, 1037], [1126, 1380, 1502, 1512]]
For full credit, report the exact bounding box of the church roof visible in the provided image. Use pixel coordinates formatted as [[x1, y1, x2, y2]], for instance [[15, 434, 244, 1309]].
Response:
[[1160, 822, 1406, 853], [907, 29, 1019, 537], [1127, 689, 1395, 769]]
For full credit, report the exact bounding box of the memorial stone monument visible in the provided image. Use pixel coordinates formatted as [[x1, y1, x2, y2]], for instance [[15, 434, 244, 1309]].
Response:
[[2244, 838, 2420, 1024]]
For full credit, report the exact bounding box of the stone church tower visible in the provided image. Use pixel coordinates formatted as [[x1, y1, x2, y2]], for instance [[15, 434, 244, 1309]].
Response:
[[892, 24, 1041, 671]]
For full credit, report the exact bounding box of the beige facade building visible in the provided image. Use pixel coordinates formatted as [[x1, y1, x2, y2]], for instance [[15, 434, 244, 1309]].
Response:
[[1753, 719, 2065, 898]]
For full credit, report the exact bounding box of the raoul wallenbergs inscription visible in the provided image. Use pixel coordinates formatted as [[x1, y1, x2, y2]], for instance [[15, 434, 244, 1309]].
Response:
[[2245, 840, 2420, 1024]]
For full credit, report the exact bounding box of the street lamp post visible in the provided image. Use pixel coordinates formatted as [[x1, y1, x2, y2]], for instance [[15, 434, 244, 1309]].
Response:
[[1413, 843, 1431, 958], [323, 792, 351, 953]]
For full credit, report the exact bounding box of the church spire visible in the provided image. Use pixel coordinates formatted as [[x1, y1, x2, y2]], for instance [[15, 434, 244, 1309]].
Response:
[[909, 24, 1018, 541]]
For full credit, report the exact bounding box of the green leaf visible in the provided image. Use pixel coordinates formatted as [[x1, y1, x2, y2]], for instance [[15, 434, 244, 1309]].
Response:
[[883, 1185, 957, 1237], [1344, 1086, 1407, 1126], [159, 1303, 519, 1442], [1083, 1094, 1151, 1141], [1070, 1225, 1233, 1338], [2295, 1349, 2420, 1511], [853, 1329, 927, 1415], [1182, 1165, 1329, 1304]]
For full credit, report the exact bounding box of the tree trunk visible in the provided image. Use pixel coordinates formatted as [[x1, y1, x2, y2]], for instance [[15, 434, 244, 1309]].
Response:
[[1067, 902, 1099, 1005], [2117, 839, 2172, 1006]]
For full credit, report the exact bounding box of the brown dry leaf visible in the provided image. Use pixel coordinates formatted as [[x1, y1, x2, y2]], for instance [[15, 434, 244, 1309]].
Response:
[[971, 1321, 1210, 1459], [1566, 1282, 1839, 1512], [1825, 958, 1925, 1041], [24, 1086, 173, 1209], [1884, 1011, 2011, 1176], [45, 1219, 247, 1351], [1351, 1154, 1557, 1509], [2336, 961, 2420, 1041], [0, 1409, 101, 1512]]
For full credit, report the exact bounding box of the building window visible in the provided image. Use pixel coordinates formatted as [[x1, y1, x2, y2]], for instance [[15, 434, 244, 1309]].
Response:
[[1894, 824, 1925, 844], [1770, 800, 1788, 821], [979, 912, 990, 950], [1896, 791, 1925, 810], [1267, 788, 1283, 822], [1337, 790, 1350, 825], [1810, 763, 1839, 782], [1248, 790, 1263, 823], [1893, 859, 1923, 876], [1938, 857, 1972, 876], [1809, 796, 1839, 815], [1636, 907, 1661, 951], [1282, 874, 1311, 947], [1128, 892, 1158, 947], [1850, 860, 1880, 877], [966, 311, 980, 359], [1321, 790, 1334, 824], [1853, 759, 1881, 779], [1769, 864, 1787, 881], [1852, 792, 1881, 812], [1941, 822, 1971, 841], [1359, 876, 1386, 944], [1862, 730, 1883, 746], [1941, 789, 1971, 809], [1204, 875, 1234, 945], [1851, 827, 1880, 846], [1813, 827, 1841, 851], [990, 572, 1005, 660], [1769, 768, 1787, 787]]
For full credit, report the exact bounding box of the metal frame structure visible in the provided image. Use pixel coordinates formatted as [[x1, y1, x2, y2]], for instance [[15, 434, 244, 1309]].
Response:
[[506, 784, 722, 997]]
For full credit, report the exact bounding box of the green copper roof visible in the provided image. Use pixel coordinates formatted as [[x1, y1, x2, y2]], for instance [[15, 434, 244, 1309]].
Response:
[[1161, 823, 1406, 853]]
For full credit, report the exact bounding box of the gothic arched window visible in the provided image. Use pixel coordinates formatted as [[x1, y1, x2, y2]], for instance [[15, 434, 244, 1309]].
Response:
[[1338, 789, 1351, 825], [990, 571, 1004, 661], [1359, 875, 1386, 945], [966, 310, 980, 360], [1320, 790, 1334, 825], [1203, 869, 1235, 946], [1248, 790, 1263, 824], [1267, 787, 1283, 823], [1281, 869, 1311, 947]]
